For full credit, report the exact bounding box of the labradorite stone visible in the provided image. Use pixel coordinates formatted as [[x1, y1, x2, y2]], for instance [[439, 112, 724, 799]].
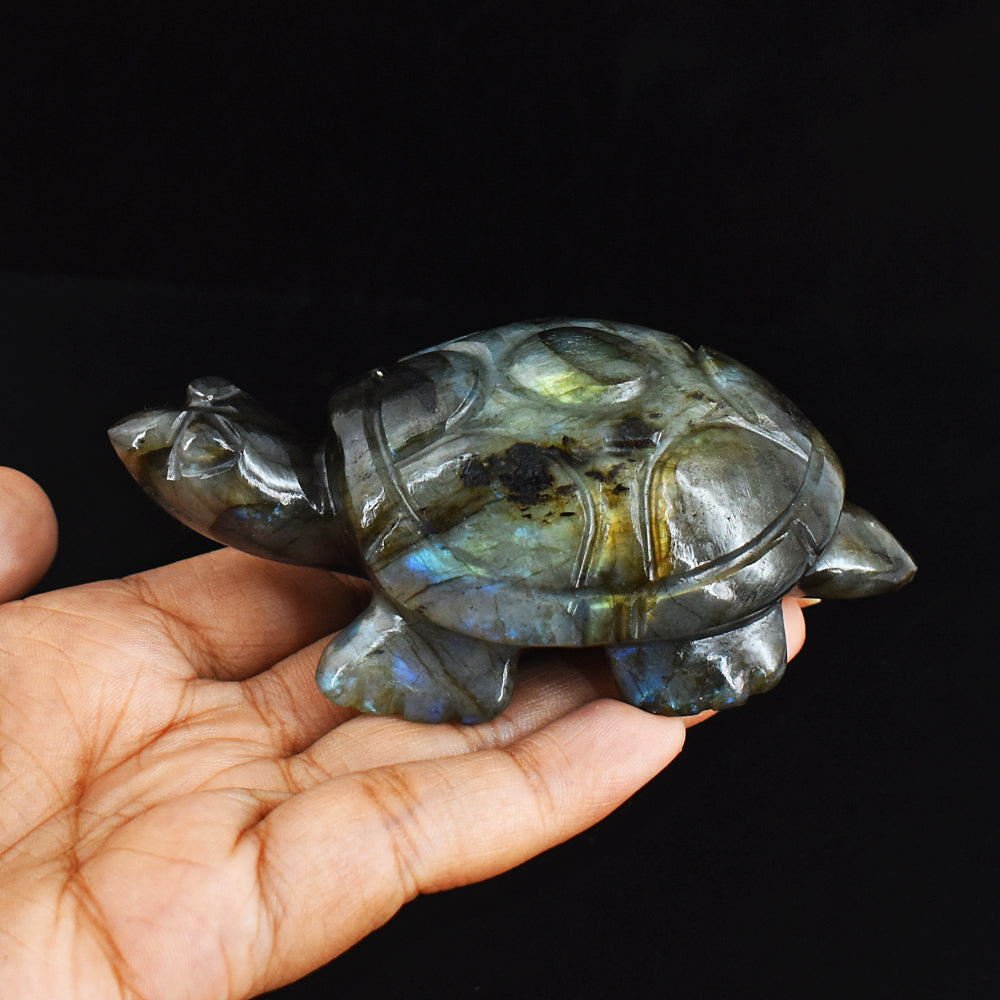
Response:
[[110, 319, 916, 723]]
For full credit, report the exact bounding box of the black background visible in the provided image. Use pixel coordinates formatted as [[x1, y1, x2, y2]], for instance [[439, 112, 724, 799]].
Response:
[[1, 3, 993, 997]]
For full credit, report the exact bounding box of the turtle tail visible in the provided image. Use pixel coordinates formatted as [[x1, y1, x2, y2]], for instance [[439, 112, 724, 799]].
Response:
[[798, 502, 916, 599]]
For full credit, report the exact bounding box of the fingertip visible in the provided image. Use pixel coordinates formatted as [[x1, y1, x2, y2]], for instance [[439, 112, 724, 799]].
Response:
[[682, 708, 717, 727], [0, 468, 59, 601], [564, 697, 687, 786], [782, 593, 807, 661]]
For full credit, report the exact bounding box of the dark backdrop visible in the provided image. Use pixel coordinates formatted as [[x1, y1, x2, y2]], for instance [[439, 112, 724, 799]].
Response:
[[2, 3, 993, 997]]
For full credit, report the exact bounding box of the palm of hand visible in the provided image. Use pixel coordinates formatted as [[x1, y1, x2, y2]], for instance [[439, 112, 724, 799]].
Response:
[[0, 469, 804, 999]]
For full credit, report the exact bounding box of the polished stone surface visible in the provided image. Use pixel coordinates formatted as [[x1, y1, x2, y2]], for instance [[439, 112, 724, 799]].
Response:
[[110, 319, 916, 722]]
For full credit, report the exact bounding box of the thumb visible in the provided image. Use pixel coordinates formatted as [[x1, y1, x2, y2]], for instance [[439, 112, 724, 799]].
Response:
[[0, 468, 59, 602]]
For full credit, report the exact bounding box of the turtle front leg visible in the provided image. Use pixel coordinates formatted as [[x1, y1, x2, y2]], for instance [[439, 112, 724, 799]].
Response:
[[607, 603, 788, 715], [317, 590, 519, 723]]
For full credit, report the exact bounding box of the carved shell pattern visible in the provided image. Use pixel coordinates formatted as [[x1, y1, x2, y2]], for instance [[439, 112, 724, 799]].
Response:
[[328, 320, 843, 646]]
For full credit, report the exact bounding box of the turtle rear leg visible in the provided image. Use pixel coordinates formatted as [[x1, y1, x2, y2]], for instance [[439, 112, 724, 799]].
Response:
[[607, 603, 788, 715], [317, 590, 519, 724]]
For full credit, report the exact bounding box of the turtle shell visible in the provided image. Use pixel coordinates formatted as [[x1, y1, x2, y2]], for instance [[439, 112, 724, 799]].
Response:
[[328, 320, 844, 647]]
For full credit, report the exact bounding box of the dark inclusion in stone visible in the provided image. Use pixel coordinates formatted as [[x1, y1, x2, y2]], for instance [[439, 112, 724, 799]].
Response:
[[460, 443, 558, 506], [607, 414, 658, 453], [459, 456, 492, 489]]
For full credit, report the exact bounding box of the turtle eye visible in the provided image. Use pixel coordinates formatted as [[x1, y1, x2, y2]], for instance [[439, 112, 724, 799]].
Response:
[[168, 417, 239, 479]]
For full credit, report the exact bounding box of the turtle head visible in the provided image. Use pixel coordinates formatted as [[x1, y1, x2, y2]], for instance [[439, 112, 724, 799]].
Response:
[[109, 378, 361, 571]]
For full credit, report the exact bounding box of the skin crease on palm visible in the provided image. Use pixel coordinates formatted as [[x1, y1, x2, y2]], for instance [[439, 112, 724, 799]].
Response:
[[0, 467, 808, 1000]]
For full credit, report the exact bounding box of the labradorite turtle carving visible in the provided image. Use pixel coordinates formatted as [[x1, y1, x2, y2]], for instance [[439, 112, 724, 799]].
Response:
[[110, 320, 915, 722]]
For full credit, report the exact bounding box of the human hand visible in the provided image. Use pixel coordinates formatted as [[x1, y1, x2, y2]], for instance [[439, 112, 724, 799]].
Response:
[[0, 466, 806, 999]]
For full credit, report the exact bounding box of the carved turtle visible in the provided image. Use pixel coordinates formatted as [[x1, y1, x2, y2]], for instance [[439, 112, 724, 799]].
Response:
[[109, 319, 915, 722]]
